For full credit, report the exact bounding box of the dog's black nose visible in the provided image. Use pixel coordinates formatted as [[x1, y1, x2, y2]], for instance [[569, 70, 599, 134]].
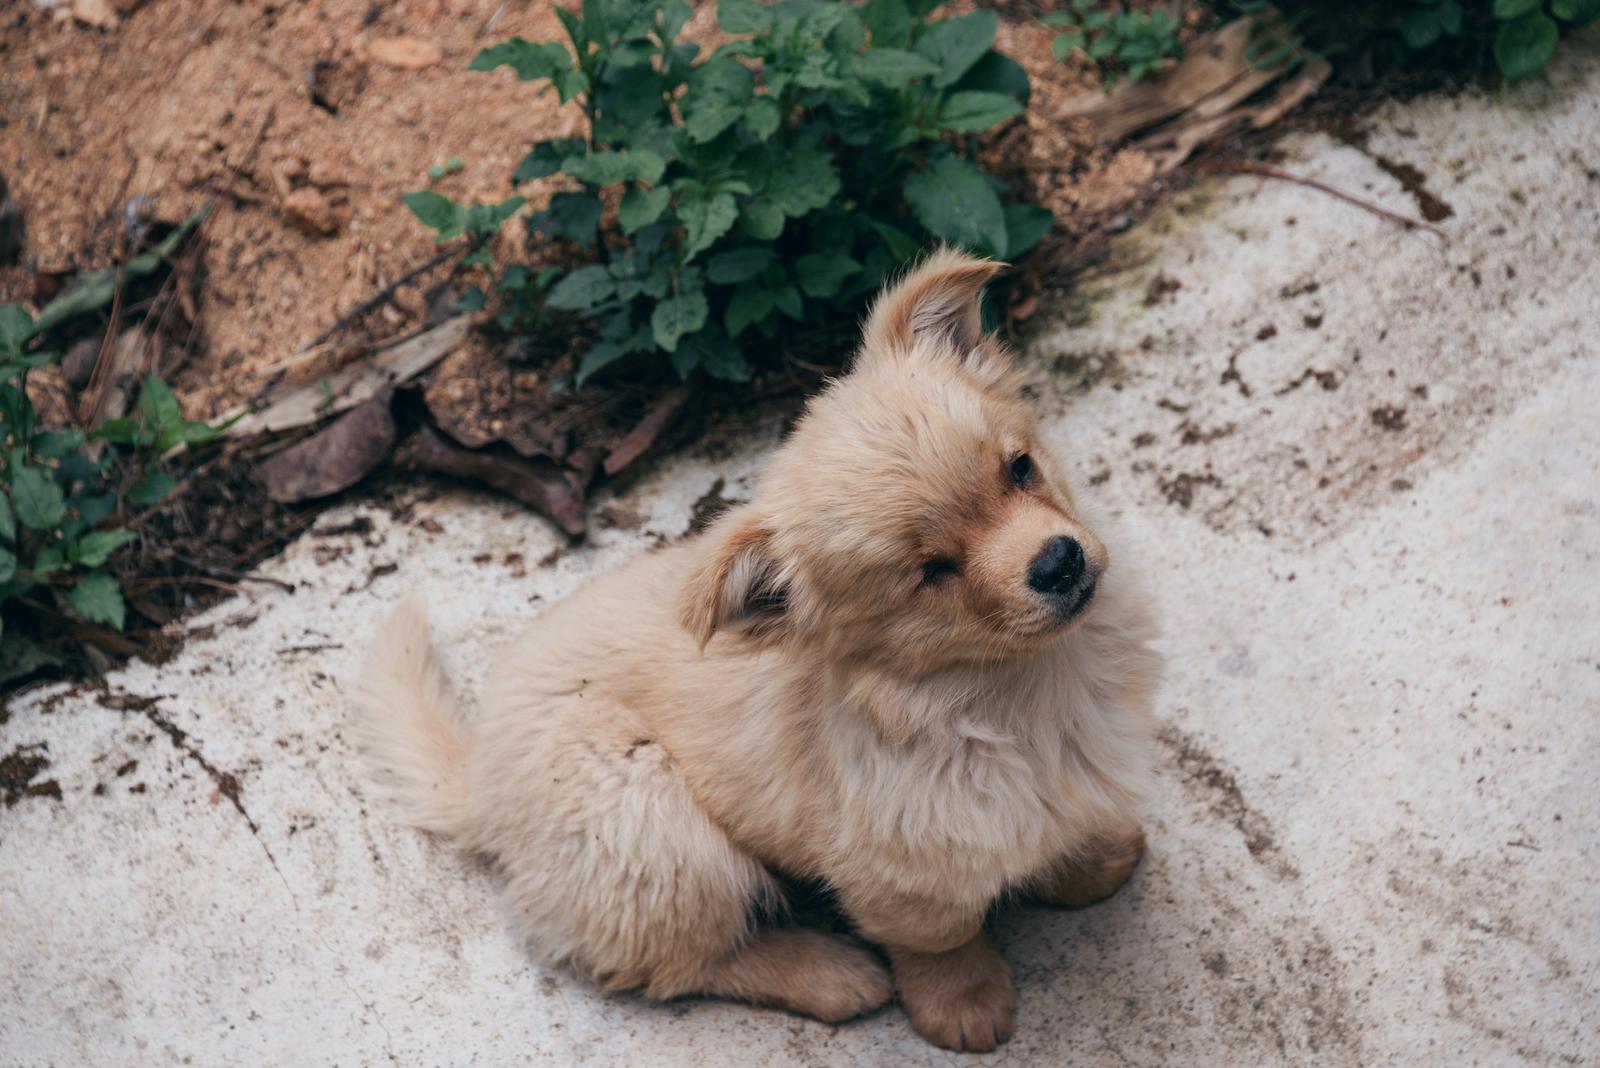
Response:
[[1027, 536, 1086, 594]]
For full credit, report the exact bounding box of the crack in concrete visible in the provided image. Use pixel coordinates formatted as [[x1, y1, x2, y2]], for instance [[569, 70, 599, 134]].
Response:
[[100, 688, 398, 1062]]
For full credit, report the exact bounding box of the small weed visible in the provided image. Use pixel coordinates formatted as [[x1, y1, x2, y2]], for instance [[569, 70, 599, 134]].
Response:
[[0, 304, 228, 647], [1045, 1, 1186, 86]]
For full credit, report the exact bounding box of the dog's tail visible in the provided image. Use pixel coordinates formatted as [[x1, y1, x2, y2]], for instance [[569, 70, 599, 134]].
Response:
[[350, 595, 472, 840]]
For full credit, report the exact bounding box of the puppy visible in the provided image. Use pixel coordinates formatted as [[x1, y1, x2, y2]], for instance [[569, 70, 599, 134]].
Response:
[[353, 249, 1161, 1052]]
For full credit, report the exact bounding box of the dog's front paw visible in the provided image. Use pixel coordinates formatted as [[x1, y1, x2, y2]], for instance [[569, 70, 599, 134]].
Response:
[[891, 934, 1015, 1052]]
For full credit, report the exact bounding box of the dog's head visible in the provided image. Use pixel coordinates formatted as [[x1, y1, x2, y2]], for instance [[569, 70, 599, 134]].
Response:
[[683, 248, 1108, 673]]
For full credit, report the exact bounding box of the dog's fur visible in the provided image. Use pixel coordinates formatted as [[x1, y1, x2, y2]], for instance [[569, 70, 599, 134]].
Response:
[[353, 249, 1162, 1051]]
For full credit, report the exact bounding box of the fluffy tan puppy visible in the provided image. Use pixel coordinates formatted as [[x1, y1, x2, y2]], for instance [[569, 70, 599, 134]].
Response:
[[353, 249, 1161, 1052]]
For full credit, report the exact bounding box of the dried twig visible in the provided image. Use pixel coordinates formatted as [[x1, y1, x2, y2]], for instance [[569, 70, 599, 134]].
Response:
[[170, 553, 297, 594], [294, 244, 463, 355], [1191, 162, 1449, 239]]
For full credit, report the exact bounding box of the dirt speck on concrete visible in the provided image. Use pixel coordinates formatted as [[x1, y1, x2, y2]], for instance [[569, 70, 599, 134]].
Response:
[[1370, 406, 1408, 432]]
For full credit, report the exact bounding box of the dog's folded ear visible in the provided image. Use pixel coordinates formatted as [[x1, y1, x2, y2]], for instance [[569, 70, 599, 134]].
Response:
[[859, 246, 1004, 366], [680, 512, 793, 650]]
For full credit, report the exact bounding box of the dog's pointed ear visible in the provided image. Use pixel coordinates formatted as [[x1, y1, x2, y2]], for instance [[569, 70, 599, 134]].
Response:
[[860, 247, 1004, 361], [680, 513, 793, 650]]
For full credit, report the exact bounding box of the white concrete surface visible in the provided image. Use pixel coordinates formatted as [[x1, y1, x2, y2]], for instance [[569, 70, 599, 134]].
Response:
[[5, 35, 1599, 1068]]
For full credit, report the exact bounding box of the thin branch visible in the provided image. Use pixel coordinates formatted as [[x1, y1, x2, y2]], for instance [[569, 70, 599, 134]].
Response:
[[1191, 162, 1449, 239], [293, 244, 464, 355]]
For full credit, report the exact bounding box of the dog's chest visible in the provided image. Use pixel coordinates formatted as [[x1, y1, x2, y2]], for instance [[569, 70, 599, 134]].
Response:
[[821, 693, 1142, 892]]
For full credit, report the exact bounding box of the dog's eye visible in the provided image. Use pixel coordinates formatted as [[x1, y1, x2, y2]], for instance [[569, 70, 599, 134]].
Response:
[[1009, 453, 1035, 488], [920, 558, 960, 587]]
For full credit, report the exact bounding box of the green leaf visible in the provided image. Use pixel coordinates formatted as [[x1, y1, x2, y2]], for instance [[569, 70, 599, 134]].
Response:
[[528, 191, 603, 245], [678, 328, 749, 382], [31, 429, 86, 459], [0, 546, 13, 584], [853, 48, 940, 86], [765, 140, 841, 217], [904, 157, 1008, 256], [470, 38, 574, 81], [939, 91, 1024, 133], [0, 305, 34, 354], [76, 491, 116, 527], [703, 347, 750, 382], [1401, 7, 1446, 48], [739, 199, 786, 241], [864, 0, 912, 48], [742, 97, 781, 138], [91, 417, 146, 447], [137, 375, 181, 432], [545, 265, 618, 312], [1003, 202, 1054, 258], [513, 138, 586, 183], [651, 289, 710, 352], [12, 466, 66, 530], [69, 570, 125, 630], [463, 196, 526, 236], [127, 468, 178, 507], [954, 52, 1031, 101], [618, 185, 671, 234], [0, 494, 12, 540], [575, 341, 630, 385], [70, 528, 136, 567], [678, 190, 739, 261], [724, 282, 775, 338], [1493, 0, 1539, 17], [871, 221, 921, 263], [707, 247, 775, 285], [562, 149, 666, 187], [1566, 0, 1600, 26], [770, 282, 803, 320], [795, 254, 861, 299], [683, 56, 755, 143], [403, 190, 465, 240], [456, 286, 486, 313], [915, 9, 998, 88], [718, 0, 772, 33], [1496, 12, 1559, 82]]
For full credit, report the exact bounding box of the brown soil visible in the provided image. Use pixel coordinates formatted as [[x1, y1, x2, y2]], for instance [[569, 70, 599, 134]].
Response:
[[1, 0, 594, 418]]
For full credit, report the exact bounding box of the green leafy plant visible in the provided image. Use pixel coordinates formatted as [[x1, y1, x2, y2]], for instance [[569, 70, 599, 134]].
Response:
[[1255, 0, 1598, 84], [1045, 1, 1185, 85], [405, 0, 1051, 386], [0, 304, 227, 638]]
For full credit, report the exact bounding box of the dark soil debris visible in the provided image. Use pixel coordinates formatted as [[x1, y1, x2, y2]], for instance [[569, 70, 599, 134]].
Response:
[[1, 745, 61, 806], [1370, 406, 1408, 431], [1160, 471, 1222, 510]]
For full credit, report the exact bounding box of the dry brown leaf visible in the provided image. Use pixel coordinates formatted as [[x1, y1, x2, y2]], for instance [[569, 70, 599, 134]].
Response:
[[252, 390, 397, 503]]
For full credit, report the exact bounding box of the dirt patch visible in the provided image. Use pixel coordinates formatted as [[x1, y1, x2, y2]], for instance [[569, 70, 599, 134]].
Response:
[[1369, 154, 1456, 223], [1158, 725, 1299, 881], [1158, 471, 1222, 510], [0, 744, 62, 806], [687, 477, 743, 536]]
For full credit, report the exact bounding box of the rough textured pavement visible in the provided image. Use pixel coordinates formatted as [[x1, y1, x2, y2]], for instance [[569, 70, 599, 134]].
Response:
[[4, 36, 1598, 1068]]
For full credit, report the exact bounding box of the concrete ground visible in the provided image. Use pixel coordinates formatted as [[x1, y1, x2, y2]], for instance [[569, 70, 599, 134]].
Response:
[[4, 36, 1598, 1068]]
